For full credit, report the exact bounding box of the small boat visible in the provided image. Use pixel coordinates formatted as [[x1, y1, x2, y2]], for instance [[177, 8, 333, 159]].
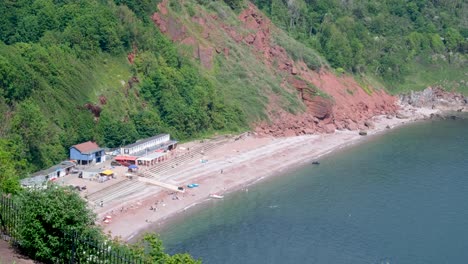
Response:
[[312, 161, 320, 165], [209, 194, 224, 199]]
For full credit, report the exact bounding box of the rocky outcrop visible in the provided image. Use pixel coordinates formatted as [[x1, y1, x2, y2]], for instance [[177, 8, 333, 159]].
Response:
[[400, 87, 467, 111]]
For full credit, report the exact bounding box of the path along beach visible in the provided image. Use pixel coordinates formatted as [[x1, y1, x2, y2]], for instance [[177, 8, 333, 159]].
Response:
[[94, 105, 442, 241]]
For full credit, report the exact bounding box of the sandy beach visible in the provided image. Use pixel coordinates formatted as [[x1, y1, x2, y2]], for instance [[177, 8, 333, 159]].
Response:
[[93, 104, 441, 241]]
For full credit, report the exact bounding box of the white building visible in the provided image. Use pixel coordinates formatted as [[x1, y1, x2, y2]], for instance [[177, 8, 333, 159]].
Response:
[[120, 134, 177, 156]]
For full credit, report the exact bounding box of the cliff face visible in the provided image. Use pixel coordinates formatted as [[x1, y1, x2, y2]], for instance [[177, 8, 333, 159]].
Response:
[[151, 1, 398, 136]]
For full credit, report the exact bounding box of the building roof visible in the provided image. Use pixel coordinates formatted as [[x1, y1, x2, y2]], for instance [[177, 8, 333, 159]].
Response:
[[71, 141, 102, 154], [123, 134, 169, 149], [30, 161, 76, 177], [115, 155, 138, 161]]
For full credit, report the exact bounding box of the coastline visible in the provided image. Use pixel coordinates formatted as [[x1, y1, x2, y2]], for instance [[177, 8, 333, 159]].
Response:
[[96, 105, 445, 242]]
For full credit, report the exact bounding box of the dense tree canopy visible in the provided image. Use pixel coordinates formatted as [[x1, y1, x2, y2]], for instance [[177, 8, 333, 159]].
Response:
[[1, 0, 465, 186], [253, 0, 467, 84], [0, 0, 246, 182]]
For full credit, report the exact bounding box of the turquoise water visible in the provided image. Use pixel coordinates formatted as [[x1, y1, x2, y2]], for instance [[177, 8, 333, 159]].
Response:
[[159, 117, 468, 264]]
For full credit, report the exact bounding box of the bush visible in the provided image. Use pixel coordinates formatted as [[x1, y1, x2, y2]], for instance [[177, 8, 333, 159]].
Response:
[[16, 186, 98, 262]]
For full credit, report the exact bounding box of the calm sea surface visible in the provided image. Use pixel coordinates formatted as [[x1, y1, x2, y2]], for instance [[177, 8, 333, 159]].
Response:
[[159, 116, 468, 264]]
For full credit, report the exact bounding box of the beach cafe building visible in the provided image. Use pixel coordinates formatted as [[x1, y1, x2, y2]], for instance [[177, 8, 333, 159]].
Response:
[[120, 134, 177, 156], [70, 141, 105, 165]]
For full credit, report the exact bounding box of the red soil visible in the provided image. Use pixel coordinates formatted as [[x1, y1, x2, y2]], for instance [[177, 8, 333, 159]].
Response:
[[151, 1, 398, 136]]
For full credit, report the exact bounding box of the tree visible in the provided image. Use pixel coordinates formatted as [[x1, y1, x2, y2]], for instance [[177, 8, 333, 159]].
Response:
[[134, 234, 202, 264], [444, 28, 463, 52], [16, 185, 98, 262], [223, 0, 245, 10], [0, 138, 26, 194]]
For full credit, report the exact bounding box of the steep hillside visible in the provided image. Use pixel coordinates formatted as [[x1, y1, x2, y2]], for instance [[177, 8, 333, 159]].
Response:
[[3, 0, 443, 191], [150, 0, 397, 136], [0, 0, 246, 187], [252, 0, 467, 93]]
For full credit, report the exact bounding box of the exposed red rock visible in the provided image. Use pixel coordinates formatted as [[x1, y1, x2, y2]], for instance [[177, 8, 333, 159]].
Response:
[[84, 103, 102, 118], [98, 95, 107, 105], [197, 46, 214, 69], [152, 0, 213, 69], [127, 45, 137, 64], [234, 4, 397, 136], [223, 47, 229, 58], [127, 52, 135, 64], [150, 1, 398, 137]]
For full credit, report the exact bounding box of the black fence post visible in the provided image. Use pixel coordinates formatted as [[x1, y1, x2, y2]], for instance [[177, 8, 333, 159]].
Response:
[[70, 230, 77, 264]]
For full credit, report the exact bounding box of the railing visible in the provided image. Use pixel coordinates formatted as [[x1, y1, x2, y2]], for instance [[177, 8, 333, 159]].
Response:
[[0, 194, 19, 242], [0, 194, 146, 263]]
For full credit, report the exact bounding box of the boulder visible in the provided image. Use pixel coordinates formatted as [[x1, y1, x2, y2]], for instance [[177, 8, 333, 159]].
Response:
[[308, 97, 333, 120], [396, 113, 409, 119], [284, 129, 296, 137], [359, 130, 368, 136], [364, 120, 375, 129], [346, 120, 359, 131], [324, 124, 335, 134]]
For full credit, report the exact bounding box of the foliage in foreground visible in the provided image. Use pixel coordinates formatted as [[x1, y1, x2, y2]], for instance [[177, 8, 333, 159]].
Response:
[[10, 186, 200, 263]]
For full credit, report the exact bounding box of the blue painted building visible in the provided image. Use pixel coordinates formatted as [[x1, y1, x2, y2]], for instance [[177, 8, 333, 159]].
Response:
[[70, 141, 105, 165]]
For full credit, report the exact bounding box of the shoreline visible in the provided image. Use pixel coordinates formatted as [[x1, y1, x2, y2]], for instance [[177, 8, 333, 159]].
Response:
[[95, 105, 451, 242]]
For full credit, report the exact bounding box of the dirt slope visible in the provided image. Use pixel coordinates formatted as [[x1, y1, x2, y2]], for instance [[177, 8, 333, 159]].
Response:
[[150, 1, 398, 136]]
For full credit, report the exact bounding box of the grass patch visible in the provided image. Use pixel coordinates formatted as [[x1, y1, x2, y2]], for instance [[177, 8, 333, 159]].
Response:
[[384, 55, 468, 95], [354, 75, 375, 95], [271, 28, 326, 71]]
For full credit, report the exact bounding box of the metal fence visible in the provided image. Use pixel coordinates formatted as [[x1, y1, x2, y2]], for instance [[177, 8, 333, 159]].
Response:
[[0, 194, 19, 242], [0, 194, 146, 263]]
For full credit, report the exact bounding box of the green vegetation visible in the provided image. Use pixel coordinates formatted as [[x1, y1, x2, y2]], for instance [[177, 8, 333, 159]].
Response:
[[0, 0, 247, 182], [271, 27, 325, 71], [165, 0, 306, 121], [252, 0, 467, 92], [1, 186, 200, 263], [0, 0, 465, 189]]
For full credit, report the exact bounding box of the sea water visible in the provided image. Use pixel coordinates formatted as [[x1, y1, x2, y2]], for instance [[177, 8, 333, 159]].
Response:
[[159, 116, 468, 264]]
